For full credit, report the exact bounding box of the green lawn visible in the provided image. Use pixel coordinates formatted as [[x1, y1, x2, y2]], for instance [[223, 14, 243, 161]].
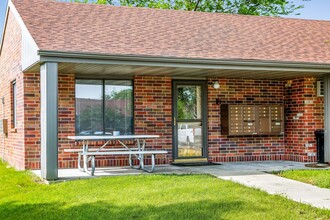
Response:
[[279, 169, 330, 189], [1, 162, 330, 220]]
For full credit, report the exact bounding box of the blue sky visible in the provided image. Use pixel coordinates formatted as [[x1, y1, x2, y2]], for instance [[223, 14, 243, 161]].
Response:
[[0, 0, 8, 42], [286, 0, 330, 20], [0, 0, 330, 43]]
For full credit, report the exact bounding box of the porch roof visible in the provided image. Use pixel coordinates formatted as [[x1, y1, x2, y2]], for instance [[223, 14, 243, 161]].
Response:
[[27, 51, 330, 80], [11, 0, 330, 65]]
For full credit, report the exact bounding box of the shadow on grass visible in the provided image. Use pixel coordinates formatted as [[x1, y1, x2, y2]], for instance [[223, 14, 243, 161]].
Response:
[[0, 200, 246, 220]]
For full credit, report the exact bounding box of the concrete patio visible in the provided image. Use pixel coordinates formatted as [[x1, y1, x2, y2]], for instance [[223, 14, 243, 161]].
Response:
[[32, 160, 309, 181]]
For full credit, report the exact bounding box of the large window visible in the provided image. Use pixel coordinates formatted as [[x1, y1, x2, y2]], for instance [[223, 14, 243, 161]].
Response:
[[75, 79, 133, 135]]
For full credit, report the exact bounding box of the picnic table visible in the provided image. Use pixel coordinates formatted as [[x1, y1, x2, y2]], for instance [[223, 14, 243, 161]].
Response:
[[66, 135, 167, 175]]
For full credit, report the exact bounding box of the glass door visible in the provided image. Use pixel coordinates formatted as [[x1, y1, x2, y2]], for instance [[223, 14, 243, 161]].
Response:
[[173, 81, 207, 160]]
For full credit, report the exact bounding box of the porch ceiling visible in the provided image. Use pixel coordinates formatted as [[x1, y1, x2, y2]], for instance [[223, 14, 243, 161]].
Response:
[[27, 62, 328, 80], [24, 51, 330, 80]]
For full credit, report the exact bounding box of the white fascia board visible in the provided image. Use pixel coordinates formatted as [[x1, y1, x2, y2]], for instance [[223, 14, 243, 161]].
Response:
[[2, 0, 40, 70]]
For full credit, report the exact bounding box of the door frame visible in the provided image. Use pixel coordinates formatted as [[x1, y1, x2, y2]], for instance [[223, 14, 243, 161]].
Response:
[[172, 80, 208, 161]]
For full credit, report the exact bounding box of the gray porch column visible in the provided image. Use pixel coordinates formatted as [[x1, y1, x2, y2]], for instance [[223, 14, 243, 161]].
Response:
[[324, 75, 330, 163], [40, 62, 58, 180]]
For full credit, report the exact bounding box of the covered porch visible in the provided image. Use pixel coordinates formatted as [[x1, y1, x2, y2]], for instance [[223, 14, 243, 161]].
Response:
[[24, 51, 330, 180]]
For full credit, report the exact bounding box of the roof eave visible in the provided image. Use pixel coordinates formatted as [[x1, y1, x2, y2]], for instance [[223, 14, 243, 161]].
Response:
[[35, 50, 330, 74]]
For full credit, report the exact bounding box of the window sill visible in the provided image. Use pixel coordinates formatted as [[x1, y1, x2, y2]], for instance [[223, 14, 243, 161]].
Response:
[[11, 128, 17, 133]]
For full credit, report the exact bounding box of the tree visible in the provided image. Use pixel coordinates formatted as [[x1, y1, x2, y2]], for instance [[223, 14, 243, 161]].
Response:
[[177, 86, 198, 120], [70, 0, 303, 16]]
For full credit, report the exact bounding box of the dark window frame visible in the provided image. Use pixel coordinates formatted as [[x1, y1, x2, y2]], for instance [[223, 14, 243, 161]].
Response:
[[12, 80, 17, 129], [75, 79, 134, 136]]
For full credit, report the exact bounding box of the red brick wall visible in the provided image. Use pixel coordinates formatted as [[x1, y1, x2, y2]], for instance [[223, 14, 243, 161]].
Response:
[[57, 73, 76, 168], [61, 75, 173, 168], [22, 75, 323, 169], [0, 11, 25, 170], [24, 75, 174, 169], [284, 77, 324, 162], [24, 73, 40, 169], [60, 75, 173, 168], [208, 78, 286, 162], [134, 76, 172, 164], [24, 72, 77, 169]]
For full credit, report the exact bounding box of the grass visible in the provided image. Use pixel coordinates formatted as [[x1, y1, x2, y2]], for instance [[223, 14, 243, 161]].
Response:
[[0, 162, 330, 220], [279, 169, 330, 189]]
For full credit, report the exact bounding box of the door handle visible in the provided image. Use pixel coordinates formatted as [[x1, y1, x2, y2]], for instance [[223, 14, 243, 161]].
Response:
[[174, 117, 176, 126]]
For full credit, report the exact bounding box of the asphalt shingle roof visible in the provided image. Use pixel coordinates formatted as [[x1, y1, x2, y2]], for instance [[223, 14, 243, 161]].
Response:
[[11, 0, 330, 64]]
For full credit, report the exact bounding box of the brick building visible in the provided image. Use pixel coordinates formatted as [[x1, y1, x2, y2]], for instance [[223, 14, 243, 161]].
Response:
[[1, 0, 330, 180]]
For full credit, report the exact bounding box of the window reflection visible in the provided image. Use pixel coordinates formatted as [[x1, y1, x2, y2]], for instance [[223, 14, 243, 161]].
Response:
[[75, 80, 103, 135], [105, 80, 133, 135], [177, 122, 203, 157], [75, 79, 133, 135], [177, 86, 202, 120]]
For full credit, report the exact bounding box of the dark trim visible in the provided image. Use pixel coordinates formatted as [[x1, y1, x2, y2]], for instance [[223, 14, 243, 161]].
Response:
[[102, 80, 105, 135], [172, 80, 208, 161], [11, 80, 16, 129], [132, 77, 135, 135], [324, 75, 330, 162], [37, 50, 330, 73], [172, 81, 177, 160]]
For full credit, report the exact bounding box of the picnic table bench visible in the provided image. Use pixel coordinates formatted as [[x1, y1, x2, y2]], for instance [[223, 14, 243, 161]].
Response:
[[67, 135, 167, 175]]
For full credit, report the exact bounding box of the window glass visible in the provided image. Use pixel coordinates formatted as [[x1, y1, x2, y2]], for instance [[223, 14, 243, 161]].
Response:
[[105, 80, 133, 135], [75, 79, 133, 135], [75, 80, 103, 135], [177, 85, 202, 120]]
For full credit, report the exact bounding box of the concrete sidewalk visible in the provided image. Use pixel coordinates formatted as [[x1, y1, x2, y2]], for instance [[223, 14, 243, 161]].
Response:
[[187, 161, 330, 209], [219, 172, 330, 209]]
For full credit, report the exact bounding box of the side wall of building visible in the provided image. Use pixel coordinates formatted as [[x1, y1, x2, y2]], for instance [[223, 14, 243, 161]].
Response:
[[0, 11, 25, 169]]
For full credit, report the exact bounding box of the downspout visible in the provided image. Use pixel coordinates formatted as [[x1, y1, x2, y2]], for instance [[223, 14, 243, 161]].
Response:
[[1, 96, 4, 161]]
